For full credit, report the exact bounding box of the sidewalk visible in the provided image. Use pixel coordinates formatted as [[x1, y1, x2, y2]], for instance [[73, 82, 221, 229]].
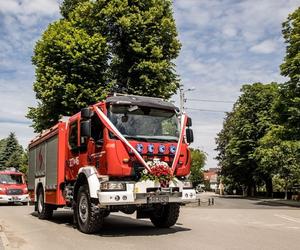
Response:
[[220, 194, 300, 208], [262, 199, 300, 208]]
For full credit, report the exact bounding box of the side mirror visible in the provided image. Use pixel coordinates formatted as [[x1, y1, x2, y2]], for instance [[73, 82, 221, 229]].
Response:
[[186, 128, 194, 144], [80, 120, 91, 138], [186, 117, 192, 127], [81, 108, 93, 120]]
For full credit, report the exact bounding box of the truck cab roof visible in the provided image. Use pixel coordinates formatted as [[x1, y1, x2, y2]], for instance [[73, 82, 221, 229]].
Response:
[[106, 95, 178, 111]]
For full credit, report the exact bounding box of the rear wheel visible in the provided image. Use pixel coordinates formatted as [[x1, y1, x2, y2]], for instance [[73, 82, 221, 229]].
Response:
[[37, 187, 53, 219], [76, 185, 103, 234], [150, 203, 180, 228]]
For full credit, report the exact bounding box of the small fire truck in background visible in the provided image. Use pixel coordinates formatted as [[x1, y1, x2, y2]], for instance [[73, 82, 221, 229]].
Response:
[[28, 94, 196, 233], [0, 168, 29, 205]]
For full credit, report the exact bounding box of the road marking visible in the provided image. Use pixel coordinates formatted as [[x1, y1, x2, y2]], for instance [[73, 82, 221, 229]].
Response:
[[0, 226, 9, 249], [275, 214, 300, 223], [287, 226, 300, 230]]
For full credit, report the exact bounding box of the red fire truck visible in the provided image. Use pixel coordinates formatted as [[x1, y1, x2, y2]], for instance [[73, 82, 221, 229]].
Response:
[[28, 94, 195, 233], [0, 168, 29, 205]]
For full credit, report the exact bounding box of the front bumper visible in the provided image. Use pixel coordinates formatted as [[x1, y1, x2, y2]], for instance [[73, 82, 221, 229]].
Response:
[[0, 194, 30, 203], [97, 180, 196, 206]]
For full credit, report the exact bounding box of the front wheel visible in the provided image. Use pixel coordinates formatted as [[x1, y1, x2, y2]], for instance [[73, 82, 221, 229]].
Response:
[[150, 203, 180, 228], [76, 185, 103, 234], [37, 187, 53, 219]]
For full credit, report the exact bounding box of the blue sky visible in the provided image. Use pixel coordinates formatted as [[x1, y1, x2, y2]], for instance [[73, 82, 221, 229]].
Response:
[[0, 0, 299, 167]]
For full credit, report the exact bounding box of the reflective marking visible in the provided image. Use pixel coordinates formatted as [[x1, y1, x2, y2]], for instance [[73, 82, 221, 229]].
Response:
[[275, 214, 300, 223], [0, 229, 9, 247]]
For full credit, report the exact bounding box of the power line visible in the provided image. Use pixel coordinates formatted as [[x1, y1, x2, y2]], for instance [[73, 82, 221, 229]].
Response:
[[186, 108, 296, 117], [186, 108, 229, 113], [188, 98, 235, 104]]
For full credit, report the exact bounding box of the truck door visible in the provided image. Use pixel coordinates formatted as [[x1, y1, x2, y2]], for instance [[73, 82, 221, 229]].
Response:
[[67, 118, 80, 179], [89, 114, 106, 174]]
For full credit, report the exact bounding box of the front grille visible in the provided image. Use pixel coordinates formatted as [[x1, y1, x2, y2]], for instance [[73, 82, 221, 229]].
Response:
[[6, 189, 23, 195]]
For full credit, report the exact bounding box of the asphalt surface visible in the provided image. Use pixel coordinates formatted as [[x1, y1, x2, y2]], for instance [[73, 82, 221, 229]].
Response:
[[0, 194, 300, 250], [0, 237, 3, 250]]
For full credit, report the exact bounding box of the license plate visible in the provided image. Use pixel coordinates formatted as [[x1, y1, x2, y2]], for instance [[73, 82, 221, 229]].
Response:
[[148, 196, 169, 204]]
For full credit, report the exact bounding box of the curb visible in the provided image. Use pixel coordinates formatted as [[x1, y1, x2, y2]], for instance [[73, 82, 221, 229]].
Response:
[[0, 225, 9, 250], [264, 200, 300, 208]]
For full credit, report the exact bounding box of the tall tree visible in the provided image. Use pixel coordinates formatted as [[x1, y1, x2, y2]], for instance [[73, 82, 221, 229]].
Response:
[[189, 148, 206, 186], [278, 7, 300, 140], [255, 126, 300, 199], [0, 133, 24, 170], [28, 0, 181, 132], [102, 0, 181, 97], [216, 83, 279, 196], [27, 10, 110, 132], [0, 138, 7, 167]]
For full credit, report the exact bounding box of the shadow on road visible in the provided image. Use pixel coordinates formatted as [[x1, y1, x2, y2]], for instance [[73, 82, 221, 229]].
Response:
[[30, 211, 191, 237], [253, 200, 300, 208], [215, 196, 300, 209]]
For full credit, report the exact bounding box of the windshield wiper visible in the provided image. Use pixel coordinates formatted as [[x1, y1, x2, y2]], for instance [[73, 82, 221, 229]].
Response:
[[148, 138, 178, 142], [123, 135, 149, 142]]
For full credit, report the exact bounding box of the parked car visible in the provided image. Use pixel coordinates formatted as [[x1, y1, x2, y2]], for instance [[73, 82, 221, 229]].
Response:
[[0, 168, 29, 205], [196, 184, 204, 193]]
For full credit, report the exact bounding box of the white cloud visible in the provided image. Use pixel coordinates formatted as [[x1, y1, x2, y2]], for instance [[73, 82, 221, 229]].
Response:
[[174, 0, 300, 167], [0, 0, 60, 148], [222, 26, 238, 38], [0, 0, 299, 167], [0, 0, 59, 16], [250, 39, 278, 54], [0, 122, 34, 149]]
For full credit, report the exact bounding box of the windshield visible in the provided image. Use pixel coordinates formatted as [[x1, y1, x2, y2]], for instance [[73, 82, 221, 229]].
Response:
[[0, 174, 24, 184], [108, 105, 179, 141]]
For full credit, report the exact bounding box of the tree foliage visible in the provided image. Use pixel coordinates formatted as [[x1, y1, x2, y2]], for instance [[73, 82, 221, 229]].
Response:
[[217, 7, 300, 197], [216, 83, 279, 196], [255, 126, 300, 196], [60, 0, 88, 18], [28, 0, 181, 132], [277, 7, 300, 140], [189, 148, 206, 186], [0, 133, 27, 172]]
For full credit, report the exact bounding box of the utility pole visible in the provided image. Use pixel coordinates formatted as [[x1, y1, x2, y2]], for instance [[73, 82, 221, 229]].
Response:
[[179, 84, 195, 114]]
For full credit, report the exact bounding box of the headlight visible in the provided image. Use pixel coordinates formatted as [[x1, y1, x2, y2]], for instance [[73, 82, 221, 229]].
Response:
[[23, 187, 28, 194], [159, 145, 166, 153], [148, 144, 154, 153], [100, 182, 126, 191], [136, 144, 144, 153], [182, 181, 193, 189], [169, 145, 176, 154]]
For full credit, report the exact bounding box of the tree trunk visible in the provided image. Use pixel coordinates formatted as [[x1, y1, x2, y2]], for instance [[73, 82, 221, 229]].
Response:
[[247, 183, 256, 197], [285, 185, 288, 200], [265, 177, 273, 198]]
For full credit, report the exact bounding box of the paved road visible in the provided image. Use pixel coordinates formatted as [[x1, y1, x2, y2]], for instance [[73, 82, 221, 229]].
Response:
[[0, 196, 300, 250]]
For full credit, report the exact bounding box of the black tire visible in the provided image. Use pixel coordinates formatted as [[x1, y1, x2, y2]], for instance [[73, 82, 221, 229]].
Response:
[[150, 203, 180, 228], [103, 210, 110, 218], [76, 185, 103, 234], [37, 187, 53, 219]]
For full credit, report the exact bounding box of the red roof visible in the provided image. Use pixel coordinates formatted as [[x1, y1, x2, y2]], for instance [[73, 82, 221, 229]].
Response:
[[0, 170, 23, 175]]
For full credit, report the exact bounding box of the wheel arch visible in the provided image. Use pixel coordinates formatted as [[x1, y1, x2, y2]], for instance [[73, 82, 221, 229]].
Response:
[[74, 166, 100, 201]]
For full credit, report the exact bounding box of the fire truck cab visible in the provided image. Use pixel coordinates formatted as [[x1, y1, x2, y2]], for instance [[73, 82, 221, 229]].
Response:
[[0, 168, 29, 205]]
